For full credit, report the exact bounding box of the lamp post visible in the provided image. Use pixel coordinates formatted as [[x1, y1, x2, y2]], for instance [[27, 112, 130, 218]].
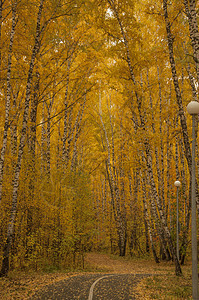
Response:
[[187, 101, 199, 300], [174, 180, 181, 261]]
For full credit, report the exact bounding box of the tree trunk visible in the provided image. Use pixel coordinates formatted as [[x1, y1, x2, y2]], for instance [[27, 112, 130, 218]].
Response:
[[62, 58, 72, 166], [141, 174, 159, 263], [145, 142, 182, 274], [71, 97, 86, 171], [0, 0, 44, 277], [163, 0, 193, 190], [25, 70, 40, 258], [109, 0, 179, 271], [184, 0, 199, 84], [0, 0, 3, 71], [100, 88, 127, 257], [0, 1, 17, 204]]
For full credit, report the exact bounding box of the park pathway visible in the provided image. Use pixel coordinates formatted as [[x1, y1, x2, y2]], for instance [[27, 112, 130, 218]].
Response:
[[30, 273, 150, 299], [30, 253, 152, 299]]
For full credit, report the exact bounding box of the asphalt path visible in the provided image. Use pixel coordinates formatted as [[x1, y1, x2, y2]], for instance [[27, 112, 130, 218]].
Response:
[[30, 273, 150, 300]]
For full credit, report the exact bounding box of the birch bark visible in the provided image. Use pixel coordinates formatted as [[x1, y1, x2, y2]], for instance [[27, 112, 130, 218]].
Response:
[[0, 1, 17, 205], [163, 0, 199, 221], [71, 97, 86, 171], [99, 88, 127, 256], [163, 0, 192, 175], [184, 0, 199, 84], [141, 172, 160, 263], [0, 0, 3, 72], [0, 0, 44, 276], [62, 58, 72, 165], [45, 94, 54, 180], [25, 70, 40, 257], [107, 1, 180, 270]]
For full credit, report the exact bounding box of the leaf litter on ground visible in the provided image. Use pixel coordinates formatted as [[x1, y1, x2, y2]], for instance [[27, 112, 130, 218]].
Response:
[[0, 252, 193, 299]]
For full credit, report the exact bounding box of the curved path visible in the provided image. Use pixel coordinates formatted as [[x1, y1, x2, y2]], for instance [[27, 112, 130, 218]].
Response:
[[30, 273, 150, 300]]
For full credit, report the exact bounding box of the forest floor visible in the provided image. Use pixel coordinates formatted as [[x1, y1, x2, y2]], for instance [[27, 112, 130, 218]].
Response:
[[85, 253, 193, 299], [0, 252, 193, 299]]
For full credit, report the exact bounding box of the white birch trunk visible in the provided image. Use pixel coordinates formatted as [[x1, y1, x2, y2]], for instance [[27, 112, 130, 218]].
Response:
[[0, 0, 44, 276], [141, 172, 160, 263], [184, 0, 199, 84], [71, 97, 86, 171], [99, 87, 127, 256], [0, 1, 17, 204]]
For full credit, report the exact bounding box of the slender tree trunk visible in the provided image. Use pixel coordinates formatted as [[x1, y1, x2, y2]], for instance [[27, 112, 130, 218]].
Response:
[[26, 70, 40, 258], [0, 0, 44, 277], [0, 1, 17, 205], [107, 0, 181, 274], [141, 173, 159, 262], [147, 68, 171, 261], [179, 140, 191, 264], [0, 0, 3, 73], [143, 204, 150, 253], [186, 62, 198, 102], [129, 169, 139, 255], [163, 0, 192, 183], [157, 66, 166, 215], [145, 142, 181, 274], [143, 150, 171, 261], [10, 94, 18, 168], [46, 98, 52, 180], [41, 99, 46, 174], [184, 0, 199, 84], [99, 89, 127, 257], [71, 97, 86, 171], [62, 58, 72, 165]]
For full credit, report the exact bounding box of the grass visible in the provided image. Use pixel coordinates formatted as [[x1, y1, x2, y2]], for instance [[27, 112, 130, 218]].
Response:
[[135, 263, 193, 299], [86, 252, 194, 299]]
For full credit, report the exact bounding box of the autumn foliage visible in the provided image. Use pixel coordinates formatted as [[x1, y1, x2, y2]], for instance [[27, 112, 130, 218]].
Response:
[[0, 0, 198, 276]]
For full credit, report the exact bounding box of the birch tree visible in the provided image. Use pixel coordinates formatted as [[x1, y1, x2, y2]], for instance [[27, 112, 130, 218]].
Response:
[[0, 0, 44, 276], [0, 1, 18, 205]]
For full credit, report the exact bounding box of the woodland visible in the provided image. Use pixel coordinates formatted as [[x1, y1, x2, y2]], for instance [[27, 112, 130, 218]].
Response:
[[0, 0, 199, 278]]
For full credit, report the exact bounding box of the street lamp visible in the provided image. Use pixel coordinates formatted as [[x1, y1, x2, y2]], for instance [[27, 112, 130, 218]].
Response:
[[187, 100, 199, 300], [174, 180, 181, 262]]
